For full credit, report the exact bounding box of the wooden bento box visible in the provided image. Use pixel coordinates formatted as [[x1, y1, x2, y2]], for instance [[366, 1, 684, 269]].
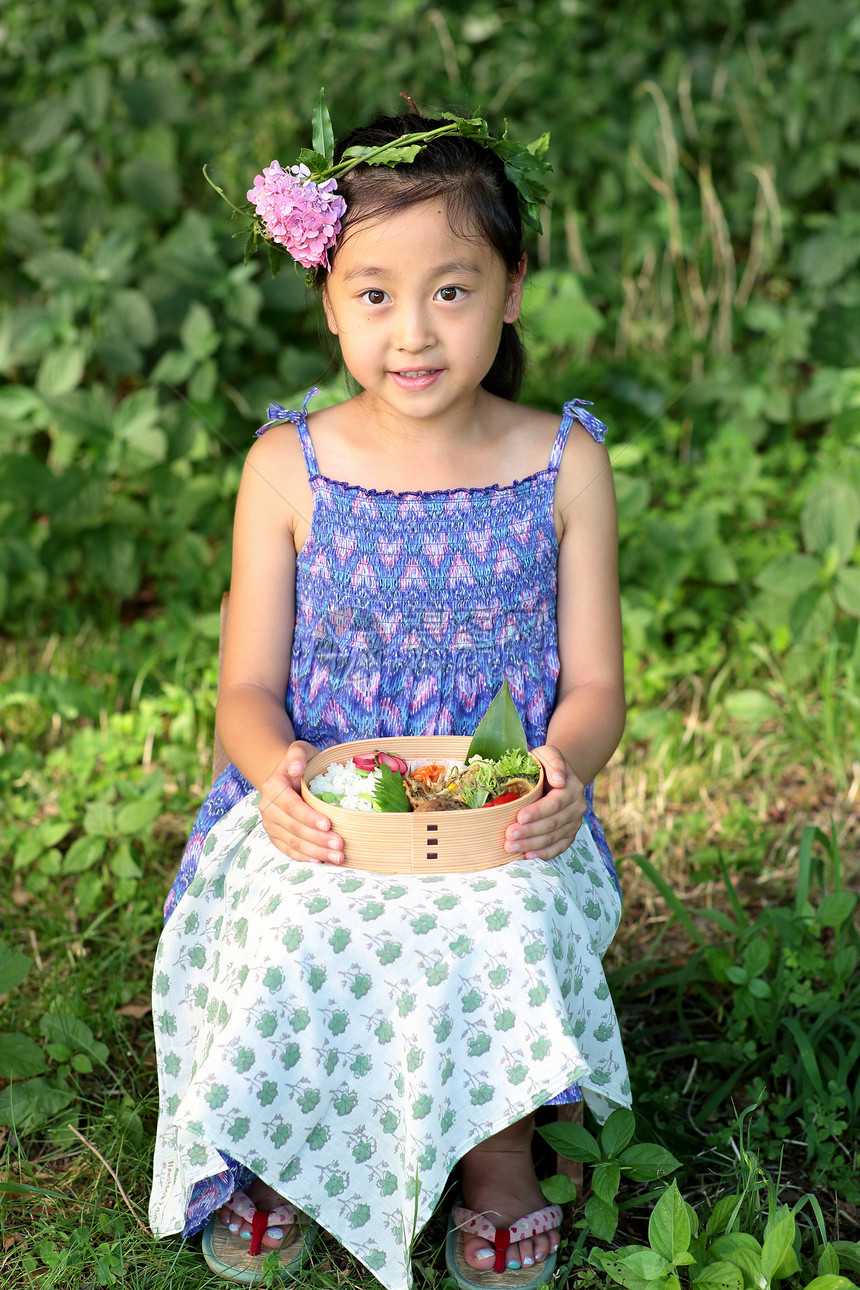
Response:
[[301, 736, 544, 874]]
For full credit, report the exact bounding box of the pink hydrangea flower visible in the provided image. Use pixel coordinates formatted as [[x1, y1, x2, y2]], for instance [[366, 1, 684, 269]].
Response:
[[246, 161, 347, 270]]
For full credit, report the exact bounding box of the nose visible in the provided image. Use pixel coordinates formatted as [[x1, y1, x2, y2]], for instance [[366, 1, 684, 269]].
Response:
[[394, 299, 435, 352]]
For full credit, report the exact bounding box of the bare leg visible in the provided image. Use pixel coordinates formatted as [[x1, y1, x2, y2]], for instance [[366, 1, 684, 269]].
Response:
[[459, 1115, 560, 1272], [217, 1177, 297, 1252]]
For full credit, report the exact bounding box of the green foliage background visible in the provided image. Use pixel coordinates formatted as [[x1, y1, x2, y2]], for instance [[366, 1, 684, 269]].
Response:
[[3, 0, 860, 675], [2, 2, 860, 1283]]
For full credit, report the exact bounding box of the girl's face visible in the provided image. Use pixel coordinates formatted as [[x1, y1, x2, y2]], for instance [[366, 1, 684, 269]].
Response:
[[323, 200, 524, 423]]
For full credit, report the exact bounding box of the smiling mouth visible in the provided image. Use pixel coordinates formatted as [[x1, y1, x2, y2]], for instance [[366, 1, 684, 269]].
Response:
[[392, 369, 440, 378]]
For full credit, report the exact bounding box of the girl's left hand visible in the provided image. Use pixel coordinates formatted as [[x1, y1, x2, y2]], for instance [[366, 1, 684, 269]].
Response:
[[503, 745, 586, 860]]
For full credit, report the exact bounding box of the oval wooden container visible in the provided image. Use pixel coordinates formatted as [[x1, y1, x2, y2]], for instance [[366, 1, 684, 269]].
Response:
[[301, 736, 544, 874]]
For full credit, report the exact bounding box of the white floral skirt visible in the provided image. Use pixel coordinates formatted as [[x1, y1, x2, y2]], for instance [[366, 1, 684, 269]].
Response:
[[149, 789, 630, 1290]]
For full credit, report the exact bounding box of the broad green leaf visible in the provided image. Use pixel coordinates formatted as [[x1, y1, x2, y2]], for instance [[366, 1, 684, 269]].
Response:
[[466, 680, 528, 761], [524, 269, 604, 347], [789, 586, 834, 644], [180, 302, 219, 362], [831, 1243, 860, 1274], [724, 690, 778, 723], [40, 1012, 109, 1067], [798, 230, 860, 288], [619, 1143, 682, 1182], [537, 1119, 601, 1162], [110, 843, 142, 880], [597, 1252, 657, 1290], [23, 248, 90, 288], [622, 1249, 673, 1280], [834, 567, 860, 617], [62, 835, 105, 875], [819, 1247, 841, 1278], [0, 1078, 75, 1133], [802, 1279, 857, 1290], [802, 479, 860, 561], [754, 554, 819, 596], [818, 891, 858, 928], [692, 1261, 744, 1290], [115, 794, 161, 835], [649, 1183, 691, 1264], [709, 1235, 761, 1259], [593, 1159, 622, 1203], [761, 1206, 796, 1282], [311, 88, 335, 162], [601, 1108, 636, 1158], [83, 801, 114, 837], [0, 386, 41, 419], [0, 942, 31, 995], [36, 345, 87, 399], [540, 1174, 579, 1204], [584, 1194, 619, 1243], [0, 1032, 47, 1079], [743, 939, 770, 977], [721, 1248, 765, 1286]]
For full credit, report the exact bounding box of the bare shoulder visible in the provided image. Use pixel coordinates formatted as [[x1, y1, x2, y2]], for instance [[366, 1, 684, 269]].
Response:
[[552, 410, 616, 541], [241, 422, 314, 546]]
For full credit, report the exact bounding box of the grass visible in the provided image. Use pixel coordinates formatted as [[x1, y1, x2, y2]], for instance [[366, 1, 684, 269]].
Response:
[[1, 612, 859, 1287]]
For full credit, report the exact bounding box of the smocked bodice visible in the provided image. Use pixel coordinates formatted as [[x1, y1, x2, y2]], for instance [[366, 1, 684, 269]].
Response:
[[259, 389, 607, 750]]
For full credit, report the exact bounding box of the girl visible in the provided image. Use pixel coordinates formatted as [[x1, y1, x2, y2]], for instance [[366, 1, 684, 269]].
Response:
[[150, 103, 630, 1290]]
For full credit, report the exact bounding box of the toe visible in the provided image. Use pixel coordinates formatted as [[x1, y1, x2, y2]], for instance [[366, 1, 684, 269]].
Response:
[[532, 1228, 559, 1263], [260, 1223, 295, 1250], [462, 1234, 497, 1271], [517, 1237, 535, 1269]]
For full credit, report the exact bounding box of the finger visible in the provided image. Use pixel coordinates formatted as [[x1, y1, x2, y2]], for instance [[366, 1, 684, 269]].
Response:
[[530, 745, 569, 791]]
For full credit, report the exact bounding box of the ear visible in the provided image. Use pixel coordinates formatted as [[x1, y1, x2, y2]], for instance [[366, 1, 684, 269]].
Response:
[[323, 288, 339, 336], [503, 256, 527, 324]]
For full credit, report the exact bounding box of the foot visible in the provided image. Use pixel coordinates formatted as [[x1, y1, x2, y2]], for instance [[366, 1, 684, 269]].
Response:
[[217, 1177, 298, 1253], [459, 1116, 560, 1273]]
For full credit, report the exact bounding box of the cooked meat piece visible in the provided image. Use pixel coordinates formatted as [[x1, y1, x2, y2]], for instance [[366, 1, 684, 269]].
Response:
[[411, 799, 470, 812]]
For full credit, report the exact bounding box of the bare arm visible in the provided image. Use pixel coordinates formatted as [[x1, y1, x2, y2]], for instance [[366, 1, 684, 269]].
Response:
[[215, 428, 344, 864], [505, 430, 625, 859]]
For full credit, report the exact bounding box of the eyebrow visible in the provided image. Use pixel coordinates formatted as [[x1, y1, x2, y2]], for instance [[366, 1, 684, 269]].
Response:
[[341, 259, 485, 282]]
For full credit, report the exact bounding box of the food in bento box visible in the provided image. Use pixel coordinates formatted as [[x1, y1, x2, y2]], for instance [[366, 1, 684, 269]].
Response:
[[309, 748, 540, 814]]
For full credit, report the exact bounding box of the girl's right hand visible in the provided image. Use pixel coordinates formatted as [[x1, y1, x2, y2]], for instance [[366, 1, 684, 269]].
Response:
[[259, 741, 345, 865]]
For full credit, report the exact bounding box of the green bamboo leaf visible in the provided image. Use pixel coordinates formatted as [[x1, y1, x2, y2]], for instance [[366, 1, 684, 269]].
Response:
[[312, 88, 334, 163], [466, 681, 528, 761]]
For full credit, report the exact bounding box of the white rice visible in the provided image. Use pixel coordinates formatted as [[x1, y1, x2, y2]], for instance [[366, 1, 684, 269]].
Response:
[[309, 762, 382, 811]]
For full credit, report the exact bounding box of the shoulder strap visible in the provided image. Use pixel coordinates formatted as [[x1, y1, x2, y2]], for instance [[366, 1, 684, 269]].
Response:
[[254, 387, 321, 477], [548, 398, 608, 470]]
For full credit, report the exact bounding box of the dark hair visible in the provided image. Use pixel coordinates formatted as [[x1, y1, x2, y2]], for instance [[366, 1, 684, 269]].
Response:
[[314, 112, 527, 401]]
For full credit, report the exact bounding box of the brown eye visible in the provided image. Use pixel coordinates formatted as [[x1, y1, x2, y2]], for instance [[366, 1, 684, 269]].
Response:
[[366, 290, 387, 304], [436, 286, 464, 302]]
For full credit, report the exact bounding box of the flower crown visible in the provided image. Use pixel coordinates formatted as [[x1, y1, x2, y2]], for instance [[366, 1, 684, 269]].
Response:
[[204, 89, 551, 281]]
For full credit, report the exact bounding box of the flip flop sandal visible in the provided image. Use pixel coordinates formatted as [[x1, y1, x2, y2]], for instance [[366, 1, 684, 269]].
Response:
[[201, 1190, 318, 1284], [445, 1200, 563, 1290]]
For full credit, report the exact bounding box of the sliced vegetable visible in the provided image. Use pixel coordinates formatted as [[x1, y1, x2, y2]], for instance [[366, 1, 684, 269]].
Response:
[[377, 751, 408, 774], [353, 754, 377, 772], [481, 790, 522, 808], [410, 764, 446, 785]]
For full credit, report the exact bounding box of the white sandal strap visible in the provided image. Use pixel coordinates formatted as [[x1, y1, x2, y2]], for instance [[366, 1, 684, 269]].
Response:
[[452, 1202, 563, 1244]]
